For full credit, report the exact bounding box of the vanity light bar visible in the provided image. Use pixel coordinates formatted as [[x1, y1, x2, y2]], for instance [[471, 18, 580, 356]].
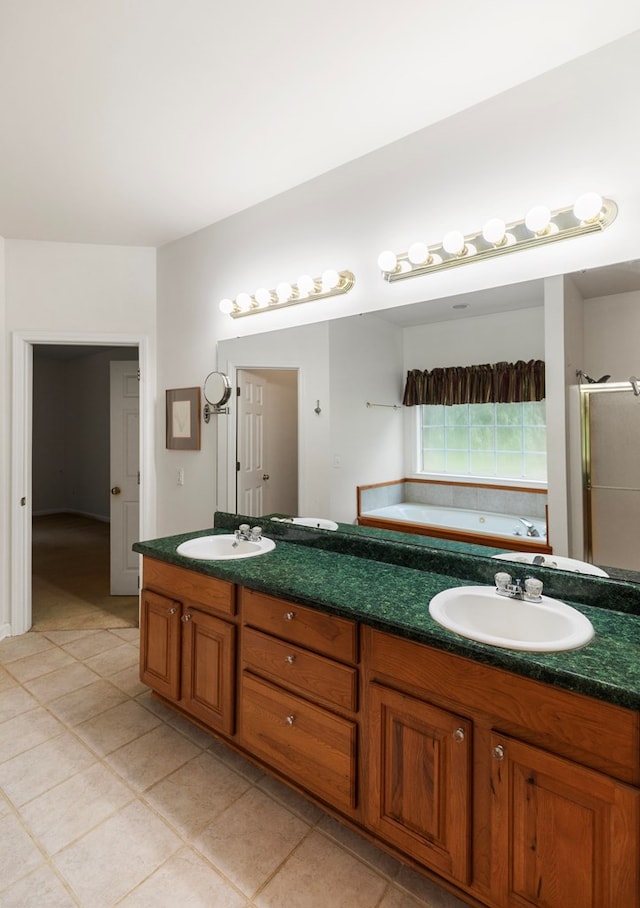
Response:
[[220, 269, 355, 318], [378, 194, 618, 282]]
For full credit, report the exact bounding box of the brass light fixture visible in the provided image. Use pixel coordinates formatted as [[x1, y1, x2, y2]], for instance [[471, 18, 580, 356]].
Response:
[[219, 269, 355, 318], [377, 193, 618, 282]]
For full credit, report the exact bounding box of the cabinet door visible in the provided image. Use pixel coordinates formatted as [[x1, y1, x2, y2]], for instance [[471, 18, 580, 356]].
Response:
[[490, 732, 640, 908], [139, 589, 181, 700], [181, 608, 236, 735], [367, 683, 471, 883]]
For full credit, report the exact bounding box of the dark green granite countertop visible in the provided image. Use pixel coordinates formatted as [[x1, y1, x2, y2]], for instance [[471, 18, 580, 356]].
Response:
[[133, 518, 640, 712]]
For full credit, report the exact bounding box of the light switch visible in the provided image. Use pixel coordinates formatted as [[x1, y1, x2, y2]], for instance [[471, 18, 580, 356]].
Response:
[[177, 467, 185, 486]]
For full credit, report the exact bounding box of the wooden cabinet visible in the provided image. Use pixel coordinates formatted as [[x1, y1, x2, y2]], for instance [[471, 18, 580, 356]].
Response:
[[367, 682, 471, 883], [240, 588, 359, 813], [364, 626, 640, 908], [490, 732, 640, 908], [139, 558, 236, 736]]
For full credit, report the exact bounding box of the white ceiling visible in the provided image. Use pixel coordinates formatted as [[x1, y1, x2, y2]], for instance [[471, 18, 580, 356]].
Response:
[[1, 1, 640, 248]]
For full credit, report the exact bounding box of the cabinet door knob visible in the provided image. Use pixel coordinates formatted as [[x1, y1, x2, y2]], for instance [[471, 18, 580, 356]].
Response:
[[285, 714, 295, 725], [453, 727, 465, 743], [181, 613, 192, 622], [167, 607, 177, 615], [284, 611, 296, 621], [492, 744, 505, 761], [285, 654, 296, 664]]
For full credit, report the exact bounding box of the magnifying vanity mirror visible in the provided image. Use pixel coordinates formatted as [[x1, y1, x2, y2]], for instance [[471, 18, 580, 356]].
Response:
[[203, 371, 232, 422]]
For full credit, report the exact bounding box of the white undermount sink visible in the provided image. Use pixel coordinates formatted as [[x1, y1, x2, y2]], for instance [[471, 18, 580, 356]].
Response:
[[429, 585, 594, 652], [176, 534, 275, 560]]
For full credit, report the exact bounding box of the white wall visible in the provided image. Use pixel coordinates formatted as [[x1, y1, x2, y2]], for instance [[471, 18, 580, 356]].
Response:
[[584, 290, 640, 381], [0, 237, 8, 637], [2, 240, 156, 636], [156, 34, 640, 536]]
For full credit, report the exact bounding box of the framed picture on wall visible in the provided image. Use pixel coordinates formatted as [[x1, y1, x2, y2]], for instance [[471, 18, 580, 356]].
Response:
[[166, 387, 201, 450]]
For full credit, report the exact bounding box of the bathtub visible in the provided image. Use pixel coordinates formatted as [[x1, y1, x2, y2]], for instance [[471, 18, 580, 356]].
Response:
[[358, 502, 550, 552]]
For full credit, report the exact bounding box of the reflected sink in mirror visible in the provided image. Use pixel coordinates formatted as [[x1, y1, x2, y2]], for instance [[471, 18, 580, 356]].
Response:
[[492, 552, 609, 577], [429, 585, 594, 652], [176, 534, 276, 560], [272, 517, 339, 530]]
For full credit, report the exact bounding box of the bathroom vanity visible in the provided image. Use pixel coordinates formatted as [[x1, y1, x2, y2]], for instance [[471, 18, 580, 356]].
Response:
[[135, 519, 640, 908]]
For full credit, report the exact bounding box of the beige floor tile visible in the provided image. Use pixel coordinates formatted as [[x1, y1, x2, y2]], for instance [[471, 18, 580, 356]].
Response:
[[0, 730, 96, 806], [166, 711, 218, 748], [135, 688, 178, 720], [145, 751, 251, 837], [75, 698, 162, 756], [53, 799, 181, 908], [60, 629, 126, 660], [109, 663, 148, 698], [106, 723, 202, 790], [0, 665, 18, 692], [0, 862, 78, 907], [118, 846, 246, 908], [206, 735, 265, 783], [24, 661, 99, 702], [110, 627, 141, 644], [48, 677, 129, 726], [378, 885, 435, 908], [0, 706, 65, 763], [255, 829, 387, 908], [42, 628, 102, 646], [317, 814, 402, 879], [84, 641, 139, 677], [6, 645, 76, 682], [0, 685, 40, 723], [195, 786, 310, 897], [20, 761, 135, 855], [0, 632, 54, 665], [257, 774, 324, 824], [0, 812, 45, 893], [394, 866, 469, 908]]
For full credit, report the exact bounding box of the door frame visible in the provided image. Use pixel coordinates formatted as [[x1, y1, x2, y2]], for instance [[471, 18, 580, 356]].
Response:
[[10, 331, 156, 636]]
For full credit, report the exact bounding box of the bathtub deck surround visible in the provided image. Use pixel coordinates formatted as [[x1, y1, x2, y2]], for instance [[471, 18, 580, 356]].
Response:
[[357, 478, 550, 552], [134, 520, 640, 908]]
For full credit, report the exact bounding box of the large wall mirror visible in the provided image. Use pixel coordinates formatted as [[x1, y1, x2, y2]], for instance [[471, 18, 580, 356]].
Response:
[[216, 258, 640, 586]]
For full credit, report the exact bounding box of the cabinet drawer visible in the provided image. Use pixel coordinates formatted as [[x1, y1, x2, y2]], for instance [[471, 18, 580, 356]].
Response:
[[243, 627, 357, 712], [143, 557, 236, 616], [241, 672, 357, 811], [242, 588, 357, 664]]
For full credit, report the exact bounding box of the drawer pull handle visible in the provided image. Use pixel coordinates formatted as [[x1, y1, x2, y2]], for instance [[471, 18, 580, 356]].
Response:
[[284, 611, 296, 621], [492, 744, 505, 761], [285, 654, 296, 664], [167, 607, 177, 615], [181, 613, 192, 622], [453, 727, 465, 743], [285, 714, 295, 726]]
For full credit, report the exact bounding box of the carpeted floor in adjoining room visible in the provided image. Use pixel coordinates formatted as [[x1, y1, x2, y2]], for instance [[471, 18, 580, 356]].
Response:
[[31, 513, 139, 631]]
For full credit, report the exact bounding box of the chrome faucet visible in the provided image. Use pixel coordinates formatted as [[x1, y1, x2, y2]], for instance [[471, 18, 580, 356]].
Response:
[[494, 572, 543, 602], [518, 517, 540, 537], [233, 524, 263, 546]]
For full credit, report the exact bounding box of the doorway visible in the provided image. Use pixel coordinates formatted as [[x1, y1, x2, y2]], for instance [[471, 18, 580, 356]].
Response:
[[31, 345, 139, 630], [10, 331, 154, 637], [236, 368, 298, 516]]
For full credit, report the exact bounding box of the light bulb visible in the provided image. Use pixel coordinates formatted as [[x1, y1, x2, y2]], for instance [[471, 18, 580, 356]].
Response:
[[573, 192, 603, 223], [525, 205, 551, 234], [219, 298, 234, 314], [276, 281, 293, 303], [297, 274, 316, 295], [442, 230, 466, 256], [407, 241, 430, 265], [377, 250, 398, 273], [482, 218, 506, 246], [236, 292, 252, 312], [321, 269, 340, 291], [254, 287, 272, 308]]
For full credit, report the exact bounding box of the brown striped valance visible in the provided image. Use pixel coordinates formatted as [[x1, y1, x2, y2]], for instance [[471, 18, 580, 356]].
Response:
[[402, 360, 545, 406]]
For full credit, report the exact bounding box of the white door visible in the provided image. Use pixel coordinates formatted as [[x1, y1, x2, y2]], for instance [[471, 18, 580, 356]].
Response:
[[110, 361, 140, 594], [236, 369, 298, 517]]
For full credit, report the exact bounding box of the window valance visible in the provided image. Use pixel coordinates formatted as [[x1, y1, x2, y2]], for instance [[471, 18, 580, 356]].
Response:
[[402, 359, 545, 406]]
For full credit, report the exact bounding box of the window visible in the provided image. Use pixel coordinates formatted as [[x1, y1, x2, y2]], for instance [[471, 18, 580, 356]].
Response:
[[420, 401, 546, 481]]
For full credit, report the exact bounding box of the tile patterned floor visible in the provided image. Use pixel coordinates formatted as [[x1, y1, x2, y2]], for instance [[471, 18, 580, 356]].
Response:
[[0, 629, 469, 907]]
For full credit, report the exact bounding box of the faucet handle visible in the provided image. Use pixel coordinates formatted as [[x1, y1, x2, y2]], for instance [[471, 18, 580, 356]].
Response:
[[250, 526, 263, 539], [494, 572, 511, 592], [238, 524, 250, 532], [524, 577, 543, 601]]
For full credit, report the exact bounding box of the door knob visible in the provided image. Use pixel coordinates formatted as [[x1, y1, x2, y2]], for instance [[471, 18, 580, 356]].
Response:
[[110, 486, 121, 495], [262, 473, 270, 481]]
